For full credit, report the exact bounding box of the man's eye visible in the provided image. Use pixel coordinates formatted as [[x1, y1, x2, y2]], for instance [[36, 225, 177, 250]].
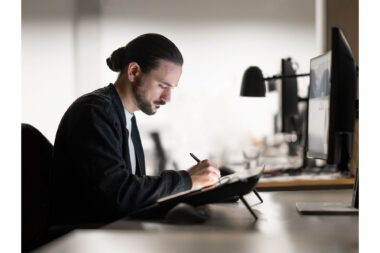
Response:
[[159, 84, 166, 89]]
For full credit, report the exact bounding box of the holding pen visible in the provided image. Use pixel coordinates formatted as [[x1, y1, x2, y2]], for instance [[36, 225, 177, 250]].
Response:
[[189, 153, 221, 185]]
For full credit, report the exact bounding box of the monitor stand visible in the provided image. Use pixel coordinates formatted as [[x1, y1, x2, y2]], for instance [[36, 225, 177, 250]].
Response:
[[296, 168, 359, 215], [296, 202, 358, 215]]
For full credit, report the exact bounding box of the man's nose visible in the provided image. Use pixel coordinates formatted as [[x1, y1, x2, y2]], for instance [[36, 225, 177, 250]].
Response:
[[160, 88, 171, 103]]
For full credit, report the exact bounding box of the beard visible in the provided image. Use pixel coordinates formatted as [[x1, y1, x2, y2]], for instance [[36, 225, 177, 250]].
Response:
[[132, 78, 165, 115]]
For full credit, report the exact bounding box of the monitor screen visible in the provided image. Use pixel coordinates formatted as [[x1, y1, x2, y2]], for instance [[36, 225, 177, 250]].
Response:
[[307, 51, 331, 159]]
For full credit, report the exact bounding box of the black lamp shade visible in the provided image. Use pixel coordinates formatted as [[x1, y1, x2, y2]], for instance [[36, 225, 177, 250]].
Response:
[[240, 66, 266, 97]]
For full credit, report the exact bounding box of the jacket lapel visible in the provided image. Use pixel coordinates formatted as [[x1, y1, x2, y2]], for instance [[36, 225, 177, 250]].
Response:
[[108, 84, 133, 173]]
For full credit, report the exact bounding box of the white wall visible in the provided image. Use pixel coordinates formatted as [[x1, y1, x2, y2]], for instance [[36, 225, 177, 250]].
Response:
[[98, 0, 317, 170], [22, 0, 76, 142], [22, 0, 318, 171]]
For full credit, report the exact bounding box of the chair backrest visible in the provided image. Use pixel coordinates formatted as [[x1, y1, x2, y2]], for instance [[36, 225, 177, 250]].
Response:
[[150, 131, 167, 174], [22, 123, 53, 252]]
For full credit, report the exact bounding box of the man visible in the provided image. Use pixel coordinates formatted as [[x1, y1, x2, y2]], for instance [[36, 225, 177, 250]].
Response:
[[51, 34, 220, 226]]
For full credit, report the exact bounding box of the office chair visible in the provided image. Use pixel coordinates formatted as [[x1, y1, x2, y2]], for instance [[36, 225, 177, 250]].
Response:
[[21, 124, 114, 251], [22, 123, 53, 251], [22, 124, 74, 252], [150, 132, 167, 174]]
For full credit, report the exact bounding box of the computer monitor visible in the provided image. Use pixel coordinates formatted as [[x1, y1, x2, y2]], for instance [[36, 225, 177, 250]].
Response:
[[296, 27, 358, 215], [274, 58, 308, 158], [307, 27, 357, 172], [276, 58, 299, 133]]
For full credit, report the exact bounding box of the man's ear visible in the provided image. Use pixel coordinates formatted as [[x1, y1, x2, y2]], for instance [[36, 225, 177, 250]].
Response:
[[126, 62, 142, 82]]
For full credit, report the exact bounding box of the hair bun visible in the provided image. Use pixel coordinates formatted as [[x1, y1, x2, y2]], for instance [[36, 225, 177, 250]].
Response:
[[106, 57, 117, 72], [106, 47, 125, 72]]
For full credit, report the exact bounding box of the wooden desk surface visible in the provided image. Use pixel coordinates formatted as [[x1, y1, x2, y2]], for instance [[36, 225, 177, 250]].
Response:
[[34, 190, 358, 253], [256, 177, 355, 191]]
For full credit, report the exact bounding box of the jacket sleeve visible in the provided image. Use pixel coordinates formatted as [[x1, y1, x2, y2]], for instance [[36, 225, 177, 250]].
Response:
[[69, 102, 192, 214]]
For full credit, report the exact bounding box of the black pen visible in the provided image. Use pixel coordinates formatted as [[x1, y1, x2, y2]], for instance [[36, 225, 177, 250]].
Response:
[[189, 152, 200, 163]]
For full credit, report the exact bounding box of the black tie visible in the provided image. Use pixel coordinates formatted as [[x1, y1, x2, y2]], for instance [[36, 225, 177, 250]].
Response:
[[131, 116, 145, 176]]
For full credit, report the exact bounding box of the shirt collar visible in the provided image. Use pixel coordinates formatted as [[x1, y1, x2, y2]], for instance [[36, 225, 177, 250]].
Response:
[[124, 108, 134, 122]]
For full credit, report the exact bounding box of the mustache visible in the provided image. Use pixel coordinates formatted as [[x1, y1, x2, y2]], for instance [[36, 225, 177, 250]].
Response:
[[154, 101, 166, 105]]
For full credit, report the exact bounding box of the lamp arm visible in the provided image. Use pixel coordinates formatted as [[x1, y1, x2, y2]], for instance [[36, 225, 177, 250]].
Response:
[[264, 73, 310, 81]]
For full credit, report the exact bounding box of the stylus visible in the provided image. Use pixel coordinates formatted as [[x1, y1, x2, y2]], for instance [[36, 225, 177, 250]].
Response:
[[189, 153, 200, 163]]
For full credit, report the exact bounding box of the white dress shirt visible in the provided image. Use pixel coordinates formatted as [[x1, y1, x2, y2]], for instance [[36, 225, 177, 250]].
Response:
[[124, 109, 136, 174]]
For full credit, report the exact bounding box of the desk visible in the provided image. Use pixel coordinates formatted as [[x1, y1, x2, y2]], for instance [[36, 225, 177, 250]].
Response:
[[256, 177, 355, 191], [34, 190, 358, 253]]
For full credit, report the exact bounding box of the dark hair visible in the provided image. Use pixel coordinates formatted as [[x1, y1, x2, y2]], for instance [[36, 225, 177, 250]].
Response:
[[106, 33, 183, 74]]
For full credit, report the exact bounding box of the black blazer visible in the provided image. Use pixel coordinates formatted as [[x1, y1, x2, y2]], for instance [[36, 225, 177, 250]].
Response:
[[51, 84, 192, 225]]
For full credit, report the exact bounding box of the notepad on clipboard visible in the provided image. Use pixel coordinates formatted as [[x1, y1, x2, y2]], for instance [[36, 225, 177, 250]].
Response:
[[129, 165, 265, 219]]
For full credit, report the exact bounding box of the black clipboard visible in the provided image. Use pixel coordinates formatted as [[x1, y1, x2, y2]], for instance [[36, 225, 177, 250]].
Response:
[[129, 165, 265, 220]]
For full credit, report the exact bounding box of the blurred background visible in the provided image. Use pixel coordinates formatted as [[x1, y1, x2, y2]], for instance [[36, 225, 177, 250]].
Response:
[[21, 0, 357, 173]]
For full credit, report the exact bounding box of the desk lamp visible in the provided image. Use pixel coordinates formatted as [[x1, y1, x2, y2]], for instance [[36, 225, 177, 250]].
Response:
[[240, 66, 309, 97]]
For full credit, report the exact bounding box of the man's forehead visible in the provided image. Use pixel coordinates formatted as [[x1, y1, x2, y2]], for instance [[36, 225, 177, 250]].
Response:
[[152, 59, 181, 87]]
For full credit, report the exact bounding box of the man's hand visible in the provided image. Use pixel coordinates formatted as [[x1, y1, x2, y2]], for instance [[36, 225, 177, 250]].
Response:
[[187, 159, 221, 190]]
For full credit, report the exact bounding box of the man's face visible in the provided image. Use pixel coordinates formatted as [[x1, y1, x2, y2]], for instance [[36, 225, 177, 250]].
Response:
[[132, 59, 182, 115]]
